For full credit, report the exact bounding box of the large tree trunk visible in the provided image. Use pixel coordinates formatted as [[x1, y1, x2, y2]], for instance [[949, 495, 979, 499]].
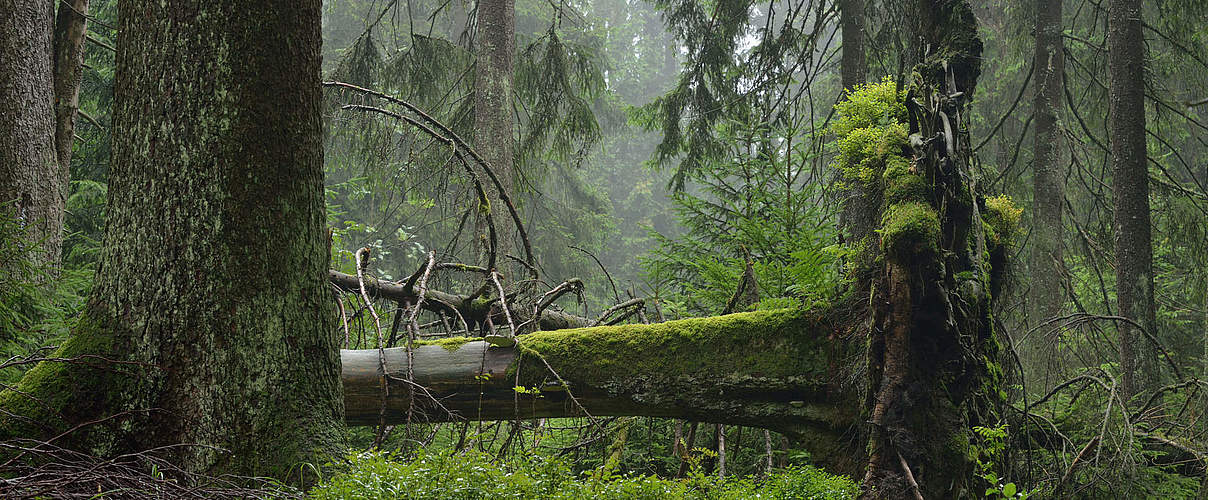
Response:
[[1027, 0, 1066, 388], [473, 0, 517, 262], [1109, 0, 1158, 402], [342, 308, 863, 475], [0, 0, 344, 479], [0, 0, 62, 271], [859, 1, 997, 497]]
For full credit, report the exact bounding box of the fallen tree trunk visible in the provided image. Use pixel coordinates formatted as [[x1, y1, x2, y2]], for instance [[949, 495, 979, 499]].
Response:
[[341, 307, 862, 474]]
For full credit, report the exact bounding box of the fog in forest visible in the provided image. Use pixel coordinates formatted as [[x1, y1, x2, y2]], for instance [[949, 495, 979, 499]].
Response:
[[1, 0, 1206, 497]]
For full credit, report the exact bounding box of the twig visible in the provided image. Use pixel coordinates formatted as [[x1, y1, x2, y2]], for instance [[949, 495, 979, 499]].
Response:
[[569, 245, 619, 303], [354, 247, 390, 448], [404, 252, 438, 425], [335, 292, 351, 348], [897, 451, 925, 500], [1056, 436, 1100, 494], [485, 271, 516, 345], [592, 298, 644, 326]]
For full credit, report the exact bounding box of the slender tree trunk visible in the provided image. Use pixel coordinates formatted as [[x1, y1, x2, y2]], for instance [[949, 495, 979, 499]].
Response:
[[0, 0, 62, 271], [677, 421, 699, 478], [52, 0, 89, 175], [715, 424, 727, 478], [1109, 0, 1158, 402], [1, 0, 344, 479], [1028, 0, 1066, 386], [763, 429, 773, 475], [839, 0, 865, 91], [473, 0, 516, 263], [838, 0, 877, 302]]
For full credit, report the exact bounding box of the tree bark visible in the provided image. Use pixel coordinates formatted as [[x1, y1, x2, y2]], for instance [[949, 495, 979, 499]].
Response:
[[1109, 0, 1158, 402], [860, 1, 996, 497], [1, 0, 344, 480], [1027, 0, 1066, 387], [52, 0, 89, 175], [839, 0, 865, 91], [473, 0, 517, 263], [0, 0, 62, 271]]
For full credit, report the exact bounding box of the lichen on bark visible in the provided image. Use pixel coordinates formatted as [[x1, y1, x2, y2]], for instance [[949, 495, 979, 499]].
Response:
[[1, 0, 345, 482]]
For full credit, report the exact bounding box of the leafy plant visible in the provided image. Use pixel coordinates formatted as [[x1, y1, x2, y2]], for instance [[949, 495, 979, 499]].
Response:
[[972, 425, 1036, 499]]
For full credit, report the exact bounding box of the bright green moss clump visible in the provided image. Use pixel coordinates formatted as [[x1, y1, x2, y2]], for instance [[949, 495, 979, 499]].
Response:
[[981, 194, 1023, 247], [882, 157, 928, 205], [512, 307, 830, 387], [880, 202, 941, 263], [831, 79, 910, 189], [835, 123, 909, 186], [831, 77, 908, 137]]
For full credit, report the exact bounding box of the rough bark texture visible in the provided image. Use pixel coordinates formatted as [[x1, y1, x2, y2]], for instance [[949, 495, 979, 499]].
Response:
[[0, 0, 62, 270], [1, 0, 344, 479], [473, 0, 517, 262], [52, 0, 89, 175], [343, 308, 862, 476], [839, 0, 865, 91], [859, 1, 998, 497], [1027, 0, 1066, 387], [1109, 0, 1158, 402]]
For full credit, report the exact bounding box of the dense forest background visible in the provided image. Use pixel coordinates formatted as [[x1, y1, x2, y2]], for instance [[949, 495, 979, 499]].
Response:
[[1, 0, 1206, 498]]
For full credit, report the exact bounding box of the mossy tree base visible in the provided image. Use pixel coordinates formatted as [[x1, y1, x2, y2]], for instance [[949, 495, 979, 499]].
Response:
[[1, 0, 343, 482]]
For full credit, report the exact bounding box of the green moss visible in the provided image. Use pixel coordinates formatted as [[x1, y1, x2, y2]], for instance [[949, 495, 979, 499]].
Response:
[[416, 336, 476, 352], [0, 313, 113, 439], [981, 195, 1022, 247], [834, 123, 909, 187], [880, 202, 941, 263], [831, 77, 908, 138], [881, 157, 928, 205], [510, 307, 831, 387]]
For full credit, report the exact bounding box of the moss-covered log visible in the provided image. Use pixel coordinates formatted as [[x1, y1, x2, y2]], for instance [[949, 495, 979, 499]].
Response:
[[343, 307, 862, 474]]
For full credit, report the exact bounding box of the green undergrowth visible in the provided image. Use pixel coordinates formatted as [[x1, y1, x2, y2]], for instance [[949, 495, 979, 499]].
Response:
[[309, 449, 858, 500]]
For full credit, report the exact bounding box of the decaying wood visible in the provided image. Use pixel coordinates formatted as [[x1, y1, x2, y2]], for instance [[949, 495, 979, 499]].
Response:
[[329, 270, 591, 330], [340, 308, 864, 475]]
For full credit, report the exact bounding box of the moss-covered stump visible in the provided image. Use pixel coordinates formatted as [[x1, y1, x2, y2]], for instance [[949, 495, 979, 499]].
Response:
[[343, 307, 862, 475], [829, 1, 1006, 497]]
